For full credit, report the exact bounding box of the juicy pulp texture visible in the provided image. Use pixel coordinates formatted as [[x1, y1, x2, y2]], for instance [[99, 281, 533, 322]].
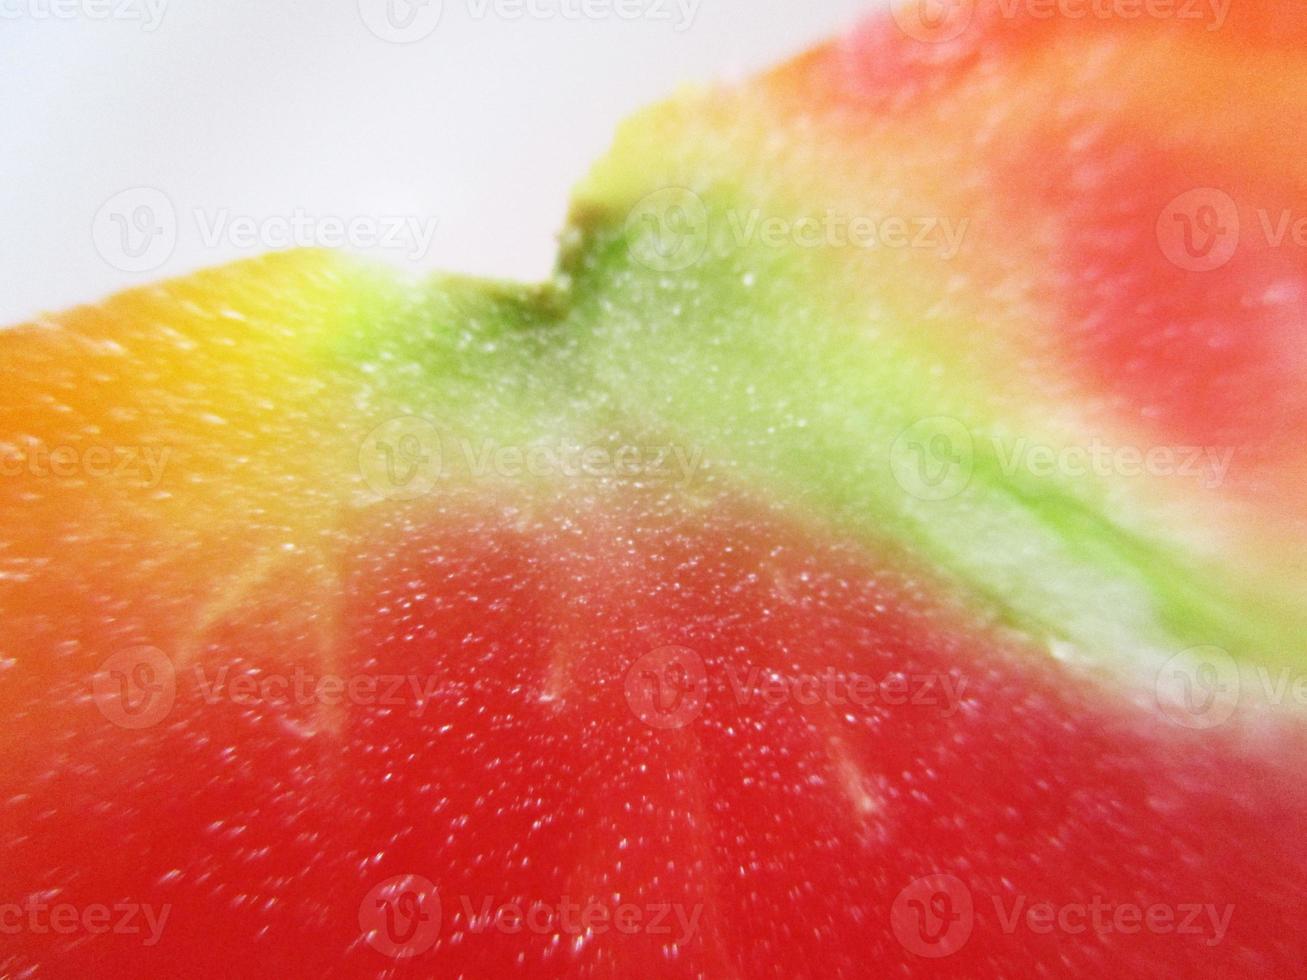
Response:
[[4, 3, 1307, 977]]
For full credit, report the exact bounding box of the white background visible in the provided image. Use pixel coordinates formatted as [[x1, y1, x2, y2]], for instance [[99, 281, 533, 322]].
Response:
[[1, 0, 878, 324]]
